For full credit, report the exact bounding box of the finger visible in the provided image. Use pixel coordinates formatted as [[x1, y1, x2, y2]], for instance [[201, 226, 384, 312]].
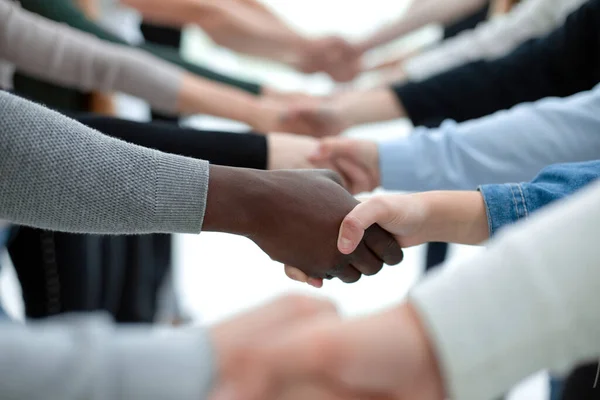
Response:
[[285, 265, 309, 283], [364, 225, 404, 266], [311, 168, 345, 187], [331, 264, 362, 284], [335, 158, 373, 194], [350, 241, 384, 276], [310, 159, 353, 190], [299, 107, 343, 136], [338, 199, 393, 254], [307, 277, 324, 288]]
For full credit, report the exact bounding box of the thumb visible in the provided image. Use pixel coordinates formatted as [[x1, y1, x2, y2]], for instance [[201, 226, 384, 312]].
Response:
[[338, 199, 393, 254]]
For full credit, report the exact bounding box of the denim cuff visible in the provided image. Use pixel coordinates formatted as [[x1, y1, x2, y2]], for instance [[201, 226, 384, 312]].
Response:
[[479, 183, 529, 237]]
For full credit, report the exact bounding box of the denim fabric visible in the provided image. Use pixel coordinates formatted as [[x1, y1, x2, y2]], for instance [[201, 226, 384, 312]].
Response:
[[479, 160, 600, 236]]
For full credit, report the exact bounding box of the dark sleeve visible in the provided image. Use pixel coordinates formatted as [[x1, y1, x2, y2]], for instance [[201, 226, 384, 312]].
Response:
[[73, 114, 268, 170], [18, 0, 262, 95], [393, 0, 600, 125]]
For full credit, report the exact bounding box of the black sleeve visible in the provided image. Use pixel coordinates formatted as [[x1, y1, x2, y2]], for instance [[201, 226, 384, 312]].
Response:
[[393, 0, 600, 125], [73, 114, 268, 170]]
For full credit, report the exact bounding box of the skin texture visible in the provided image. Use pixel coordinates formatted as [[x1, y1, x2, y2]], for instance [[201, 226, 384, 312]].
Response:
[[358, 0, 488, 52], [280, 89, 404, 137], [286, 191, 488, 286], [336, 192, 489, 254], [210, 295, 340, 400], [266, 133, 321, 170], [121, 0, 361, 81], [203, 166, 404, 283], [210, 300, 445, 400], [311, 138, 381, 194]]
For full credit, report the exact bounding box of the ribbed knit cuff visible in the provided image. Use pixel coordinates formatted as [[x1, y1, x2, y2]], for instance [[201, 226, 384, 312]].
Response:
[[154, 154, 209, 234]]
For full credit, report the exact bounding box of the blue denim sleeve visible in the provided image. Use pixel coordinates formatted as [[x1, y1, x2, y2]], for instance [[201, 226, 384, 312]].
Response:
[[479, 160, 600, 236]]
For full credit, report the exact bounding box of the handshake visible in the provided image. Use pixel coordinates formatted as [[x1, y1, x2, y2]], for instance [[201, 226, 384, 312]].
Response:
[[209, 294, 445, 400], [292, 36, 364, 82], [268, 134, 381, 195]]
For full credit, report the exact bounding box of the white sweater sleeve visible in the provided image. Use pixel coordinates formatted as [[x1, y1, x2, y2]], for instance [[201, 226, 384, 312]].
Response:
[[409, 179, 600, 400], [403, 0, 587, 81]]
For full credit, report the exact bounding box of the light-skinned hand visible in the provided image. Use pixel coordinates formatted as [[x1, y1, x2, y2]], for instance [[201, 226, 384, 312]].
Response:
[[211, 301, 445, 400], [310, 137, 380, 194]]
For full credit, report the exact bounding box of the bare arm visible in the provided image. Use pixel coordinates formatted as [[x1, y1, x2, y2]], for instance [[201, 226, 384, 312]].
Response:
[[359, 0, 489, 52], [120, 0, 311, 65]]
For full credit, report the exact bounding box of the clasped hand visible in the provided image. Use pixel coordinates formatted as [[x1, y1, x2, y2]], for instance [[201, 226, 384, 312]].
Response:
[[208, 295, 445, 400]]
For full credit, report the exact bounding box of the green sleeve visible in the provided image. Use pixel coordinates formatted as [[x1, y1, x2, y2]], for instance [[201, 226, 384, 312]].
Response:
[[18, 0, 262, 95]]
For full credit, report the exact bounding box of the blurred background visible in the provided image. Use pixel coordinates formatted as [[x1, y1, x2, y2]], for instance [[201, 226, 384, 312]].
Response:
[[1, 0, 546, 398]]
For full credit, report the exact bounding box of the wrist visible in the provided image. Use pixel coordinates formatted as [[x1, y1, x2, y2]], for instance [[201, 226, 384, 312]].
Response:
[[400, 302, 446, 397], [248, 99, 281, 133], [335, 89, 402, 127], [203, 165, 267, 235], [415, 191, 489, 245]]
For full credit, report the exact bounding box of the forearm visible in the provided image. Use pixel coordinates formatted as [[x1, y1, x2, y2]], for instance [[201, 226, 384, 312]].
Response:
[[235, 0, 290, 29], [412, 191, 489, 245], [335, 89, 406, 126], [410, 179, 600, 400], [177, 73, 270, 129], [120, 0, 203, 27], [142, 42, 262, 94], [379, 85, 600, 191], [191, 0, 310, 64], [0, 92, 208, 235], [0, 314, 214, 400], [360, 0, 488, 51]]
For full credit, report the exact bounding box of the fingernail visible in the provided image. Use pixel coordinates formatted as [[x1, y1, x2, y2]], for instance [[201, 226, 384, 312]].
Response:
[[338, 237, 353, 253]]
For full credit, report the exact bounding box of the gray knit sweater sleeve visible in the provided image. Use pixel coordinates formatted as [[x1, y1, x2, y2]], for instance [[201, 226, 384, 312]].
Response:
[[0, 0, 183, 113], [0, 91, 208, 234], [0, 314, 215, 400]]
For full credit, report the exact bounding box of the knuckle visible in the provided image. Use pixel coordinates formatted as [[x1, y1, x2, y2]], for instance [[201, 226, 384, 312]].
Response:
[[343, 213, 363, 232]]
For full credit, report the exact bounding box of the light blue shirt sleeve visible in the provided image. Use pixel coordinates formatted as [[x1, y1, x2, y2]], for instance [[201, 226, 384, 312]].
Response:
[[379, 83, 600, 191]]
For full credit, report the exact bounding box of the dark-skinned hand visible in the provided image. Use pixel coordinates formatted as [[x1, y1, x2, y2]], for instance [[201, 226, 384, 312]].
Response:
[[203, 166, 404, 283]]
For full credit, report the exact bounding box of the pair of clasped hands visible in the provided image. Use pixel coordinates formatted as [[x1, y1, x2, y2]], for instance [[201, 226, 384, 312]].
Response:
[[203, 162, 456, 400]]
